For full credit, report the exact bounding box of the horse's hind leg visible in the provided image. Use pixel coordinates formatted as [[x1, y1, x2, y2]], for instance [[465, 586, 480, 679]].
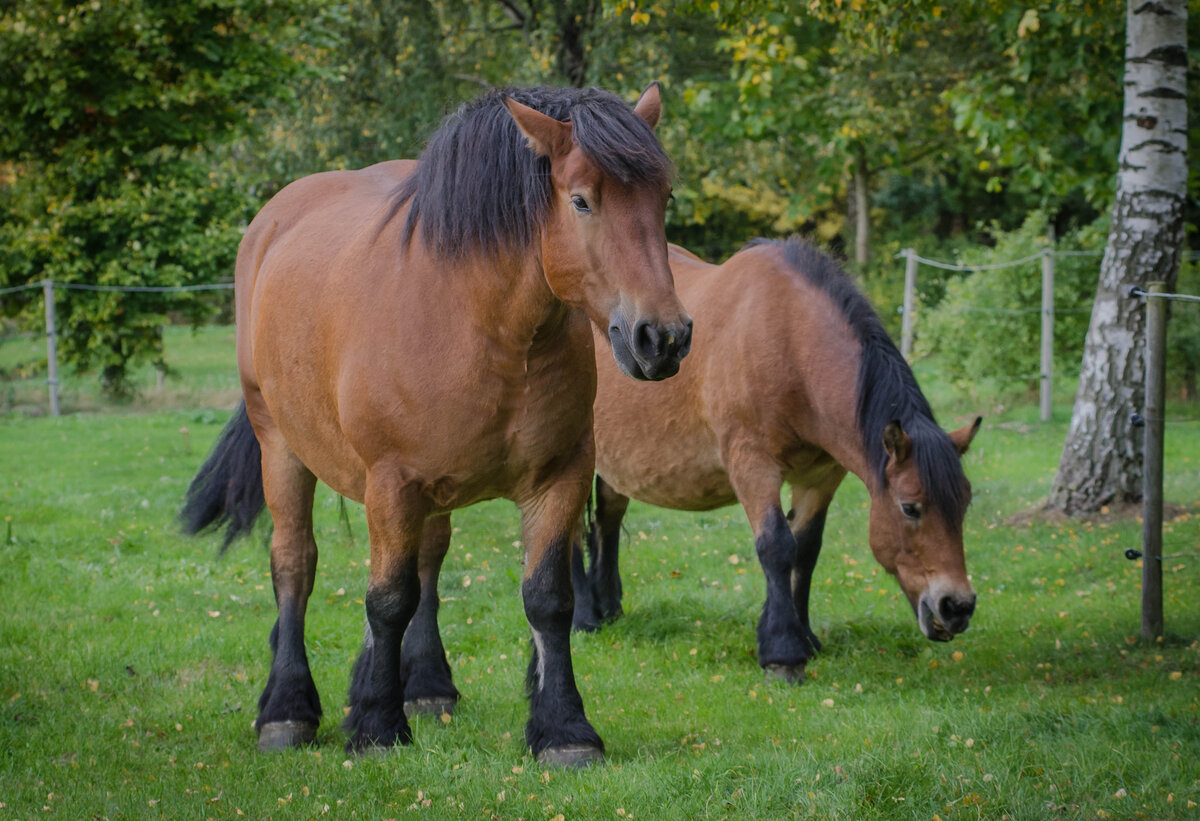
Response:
[[345, 469, 426, 752], [255, 433, 322, 751], [401, 513, 459, 718], [588, 476, 629, 623]]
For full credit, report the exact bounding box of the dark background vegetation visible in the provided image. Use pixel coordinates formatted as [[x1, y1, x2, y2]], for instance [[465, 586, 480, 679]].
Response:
[[1, 0, 1198, 398]]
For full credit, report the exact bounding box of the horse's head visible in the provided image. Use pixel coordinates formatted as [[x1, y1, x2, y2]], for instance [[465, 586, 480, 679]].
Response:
[[867, 416, 982, 641], [504, 84, 692, 381]]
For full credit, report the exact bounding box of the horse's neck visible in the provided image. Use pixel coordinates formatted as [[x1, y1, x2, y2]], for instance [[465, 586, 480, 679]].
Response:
[[465, 253, 568, 357], [789, 336, 876, 487]]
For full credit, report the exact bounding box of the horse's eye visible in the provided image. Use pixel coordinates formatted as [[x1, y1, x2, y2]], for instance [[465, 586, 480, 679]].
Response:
[[900, 503, 921, 520], [570, 195, 591, 213]]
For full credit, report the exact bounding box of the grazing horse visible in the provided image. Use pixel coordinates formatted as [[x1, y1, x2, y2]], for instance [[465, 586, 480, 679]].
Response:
[[181, 84, 692, 767], [572, 237, 980, 681]]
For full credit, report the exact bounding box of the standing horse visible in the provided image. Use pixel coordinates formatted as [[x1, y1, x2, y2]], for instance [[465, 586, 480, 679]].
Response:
[[181, 84, 692, 767], [572, 237, 980, 680]]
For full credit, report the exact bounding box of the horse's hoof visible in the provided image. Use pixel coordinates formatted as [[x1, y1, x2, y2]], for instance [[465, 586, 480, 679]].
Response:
[[764, 663, 807, 685], [535, 744, 605, 769], [257, 720, 318, 752], [348, 741, 391, 757], [572, 618, 601, 633], [404, 696, 456, 719]]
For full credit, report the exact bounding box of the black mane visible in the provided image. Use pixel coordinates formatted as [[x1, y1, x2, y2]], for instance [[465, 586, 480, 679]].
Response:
[[395, 86, 672, 259], [746, 237, 969, 530]]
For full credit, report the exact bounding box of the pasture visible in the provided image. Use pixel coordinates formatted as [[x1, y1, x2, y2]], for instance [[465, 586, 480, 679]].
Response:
[[1, 326, 1198, 819]]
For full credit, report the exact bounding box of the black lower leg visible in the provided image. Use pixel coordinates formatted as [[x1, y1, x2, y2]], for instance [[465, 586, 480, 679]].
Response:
[[523, 547, 603, 757], [345, 575, 419, 751], [571, 533, 600, 632], [257, 600, 321, 730], [789, 508, 826, 655], [401, 579, 459, 708], [755, 507, 812, 668], [589, 478, 628, 621]]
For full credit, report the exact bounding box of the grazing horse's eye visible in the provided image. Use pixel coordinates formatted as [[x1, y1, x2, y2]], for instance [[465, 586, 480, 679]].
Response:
[[570, 195, 591, 214], [900, 503, 921, 521]]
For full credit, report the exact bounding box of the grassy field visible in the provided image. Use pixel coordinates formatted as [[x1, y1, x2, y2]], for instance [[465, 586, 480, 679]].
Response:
[[1, 328, 1198, 820]]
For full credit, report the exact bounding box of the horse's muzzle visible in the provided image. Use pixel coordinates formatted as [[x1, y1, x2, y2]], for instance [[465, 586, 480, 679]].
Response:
[[608, 313, 693, 381], [918, 589, 976, 642]]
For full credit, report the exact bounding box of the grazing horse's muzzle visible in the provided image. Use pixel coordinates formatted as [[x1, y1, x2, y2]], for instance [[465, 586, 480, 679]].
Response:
[[918, 589, 976, 642], [608, 312, 693, 381]]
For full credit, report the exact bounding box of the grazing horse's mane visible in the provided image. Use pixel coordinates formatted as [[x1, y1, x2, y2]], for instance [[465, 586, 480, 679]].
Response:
[[395, 86, 673, 260], [744, 236, 969, 530]]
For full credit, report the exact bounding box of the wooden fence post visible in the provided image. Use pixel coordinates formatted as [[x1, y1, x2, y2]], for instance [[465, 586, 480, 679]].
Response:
[[42, 279, 60, 417], [1040, 249, 1055, 422], [1141, 281, 1166, 641], [901, 249, 917, 360]]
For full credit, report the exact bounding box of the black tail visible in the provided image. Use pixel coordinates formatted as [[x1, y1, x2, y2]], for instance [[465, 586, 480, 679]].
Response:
[[181, 401, 266, 550]]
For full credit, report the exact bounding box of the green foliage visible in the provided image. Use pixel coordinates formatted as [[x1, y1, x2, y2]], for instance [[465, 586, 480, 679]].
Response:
[[1166, 256, 1200, 401], [943, 2, 1125, 204], [0, 0, 315, 396], [2, 0, 1198, 398], [916, 213, 1106, 393]]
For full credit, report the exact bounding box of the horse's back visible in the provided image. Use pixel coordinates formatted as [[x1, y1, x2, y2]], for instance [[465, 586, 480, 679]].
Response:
[[239, 160, 416, 257]]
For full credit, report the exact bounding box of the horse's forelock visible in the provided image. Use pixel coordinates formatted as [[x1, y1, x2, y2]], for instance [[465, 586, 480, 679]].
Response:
[[397, 86, 670, 260], [569, 97, 672, 188]]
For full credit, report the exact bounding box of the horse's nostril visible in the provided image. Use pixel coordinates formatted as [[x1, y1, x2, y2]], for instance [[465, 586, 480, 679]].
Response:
[[674, 319, 693, 356], [633, 321, 663, 359], [939, 595, 976, 623]]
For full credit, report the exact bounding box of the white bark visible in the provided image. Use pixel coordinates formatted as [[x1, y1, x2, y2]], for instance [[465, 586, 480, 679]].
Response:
[[1048, 0, 1187, 514]]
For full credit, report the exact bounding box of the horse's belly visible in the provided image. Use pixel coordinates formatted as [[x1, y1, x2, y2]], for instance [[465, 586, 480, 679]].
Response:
[[594, 424, 736, 511]]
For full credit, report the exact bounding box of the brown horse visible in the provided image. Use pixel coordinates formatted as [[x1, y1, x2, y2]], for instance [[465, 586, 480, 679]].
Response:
[[572, 237, 980, 680], [181, 84, 691, 766]]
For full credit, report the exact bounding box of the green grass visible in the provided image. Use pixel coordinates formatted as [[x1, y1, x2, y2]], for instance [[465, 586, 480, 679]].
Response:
[[0, 324, 242, 416], [1, 332, 1198, 819]]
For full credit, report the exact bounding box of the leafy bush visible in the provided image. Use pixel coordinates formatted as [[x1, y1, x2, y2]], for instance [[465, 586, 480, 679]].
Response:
[[916, 212, 1104, 394]]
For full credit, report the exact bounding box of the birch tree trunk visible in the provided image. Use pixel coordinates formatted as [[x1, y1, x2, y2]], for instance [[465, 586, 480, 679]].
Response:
[[1047, 0, 1187, 514]]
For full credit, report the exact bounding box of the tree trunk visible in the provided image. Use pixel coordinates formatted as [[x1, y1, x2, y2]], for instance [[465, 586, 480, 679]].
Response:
[[1047, 0, 1187, 514], [852, 145, 870, 266], [553, 0, 599, 88]]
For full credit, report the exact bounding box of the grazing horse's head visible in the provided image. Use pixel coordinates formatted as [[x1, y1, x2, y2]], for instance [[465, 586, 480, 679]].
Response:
[[867, 416, 982, 641], [503, 85, 692, 380]]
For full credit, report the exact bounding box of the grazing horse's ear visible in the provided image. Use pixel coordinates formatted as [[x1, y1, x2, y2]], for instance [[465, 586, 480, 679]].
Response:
[[882, 420, 912, 465], [505, 97, 573, 158], [948, 416, 983, 456], [633, 82, 662, 129]]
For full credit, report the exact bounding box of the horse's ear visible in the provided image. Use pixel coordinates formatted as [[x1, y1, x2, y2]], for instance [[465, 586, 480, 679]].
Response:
[[882, 420, 912, 465], [505, 97, 572, 158], [948, 416, 983, 455], [633, 81, 662, 129]]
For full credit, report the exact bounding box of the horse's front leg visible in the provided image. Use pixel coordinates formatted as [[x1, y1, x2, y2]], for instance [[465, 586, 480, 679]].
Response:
[[520, 457, 604, 767], [787, 484, 841, 660], [728, 452, 813, 684], [344, 469, 427, 753], [401, 513, 460, 718]]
